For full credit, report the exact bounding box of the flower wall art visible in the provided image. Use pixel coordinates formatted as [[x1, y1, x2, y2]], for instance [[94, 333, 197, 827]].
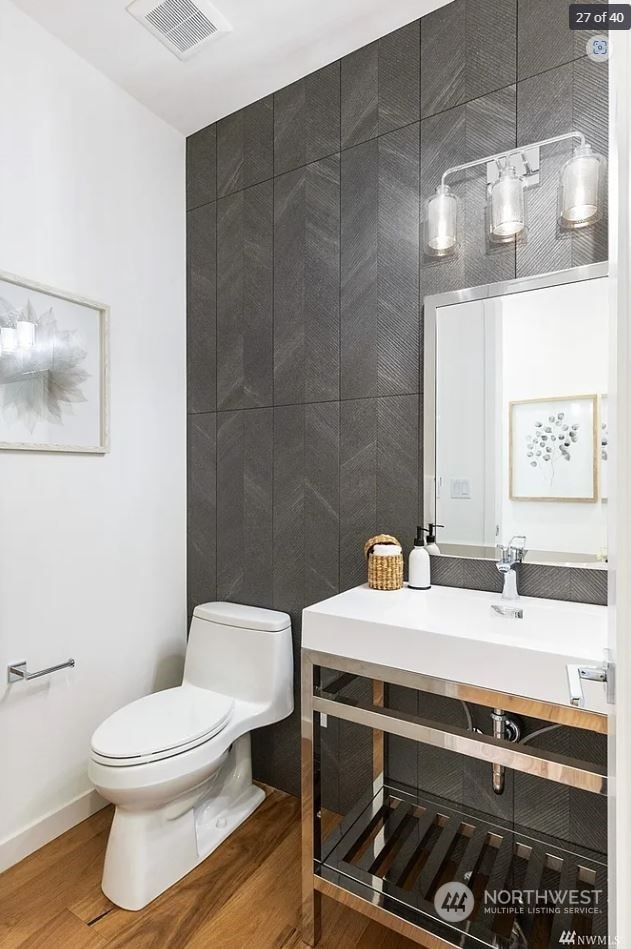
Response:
[[0, 271, 109, 452], [510, 395, 597, 502]]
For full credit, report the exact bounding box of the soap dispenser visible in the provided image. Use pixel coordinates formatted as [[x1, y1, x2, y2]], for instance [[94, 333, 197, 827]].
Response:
[[408, 526, 431, 590], [424, 523, 443, 556]]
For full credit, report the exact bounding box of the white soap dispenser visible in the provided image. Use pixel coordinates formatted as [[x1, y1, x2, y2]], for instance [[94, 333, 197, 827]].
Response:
[[408, 526, 431, 590], [424, 523, 443, 556]]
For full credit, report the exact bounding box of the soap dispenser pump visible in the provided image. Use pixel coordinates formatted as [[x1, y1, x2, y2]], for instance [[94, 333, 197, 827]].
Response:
[[424, 523, 444, 556], [409, 526, 431, 590]]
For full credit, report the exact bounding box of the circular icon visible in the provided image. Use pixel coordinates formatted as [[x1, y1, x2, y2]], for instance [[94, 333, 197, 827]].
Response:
[[433, 881, 475, 923], [586, 35, 609, 63]]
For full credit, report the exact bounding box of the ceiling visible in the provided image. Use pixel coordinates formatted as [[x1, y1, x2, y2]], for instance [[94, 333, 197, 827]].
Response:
[[12, 0, 446, 135]]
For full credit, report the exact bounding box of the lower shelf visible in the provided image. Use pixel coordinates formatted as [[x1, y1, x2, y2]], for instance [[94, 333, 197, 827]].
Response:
[[317, 785, 607, 949]]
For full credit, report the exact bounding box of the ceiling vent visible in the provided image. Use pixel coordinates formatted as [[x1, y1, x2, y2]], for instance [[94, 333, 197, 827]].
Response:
[[127, 0, 231, 60]]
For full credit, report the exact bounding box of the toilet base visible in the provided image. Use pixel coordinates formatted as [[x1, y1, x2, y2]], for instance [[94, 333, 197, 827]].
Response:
[[101, 734, 264, 910]]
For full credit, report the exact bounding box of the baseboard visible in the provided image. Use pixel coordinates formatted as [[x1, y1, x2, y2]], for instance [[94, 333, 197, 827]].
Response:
[[0, 788, 107, 874]]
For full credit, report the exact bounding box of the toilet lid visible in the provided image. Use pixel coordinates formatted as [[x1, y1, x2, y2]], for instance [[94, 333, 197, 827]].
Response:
[[91, 685, 234, 760]]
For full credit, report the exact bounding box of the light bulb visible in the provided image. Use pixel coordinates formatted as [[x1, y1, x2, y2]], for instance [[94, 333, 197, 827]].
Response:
[[424, 185, 458, 257], [558, 143, 605, 229], [489, 165, 526, 243]]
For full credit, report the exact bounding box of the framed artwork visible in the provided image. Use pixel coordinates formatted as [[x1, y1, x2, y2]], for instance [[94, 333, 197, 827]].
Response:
[[600, 394, 608, 500], [0, 270, 109, 453], [509, 395, 597, 502]]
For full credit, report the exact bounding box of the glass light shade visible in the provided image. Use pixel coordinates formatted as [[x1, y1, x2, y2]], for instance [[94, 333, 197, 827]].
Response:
[[558, 144, 605, 229], [489, 166, 526, 243], [0, 326, 18, 354], [16, 320, 35, 350], [424, 185, 458, 257]]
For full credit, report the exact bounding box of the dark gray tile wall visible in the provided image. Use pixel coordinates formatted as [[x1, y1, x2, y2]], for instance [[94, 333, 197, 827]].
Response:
[[217, 96, 274, 197], [274, 62, 340, 177], [420, 0, 516, 118], [186, 0, 608, 835], [216, 407, 274, 607], [186, 124, 216, 210], [341, 125, 420, 398], [274, 156, 340, 404], [517, 0, 606, 81], [341, 22, 420, 149], [187, 203, 216, 414], [431, 557, 608, 606], [216, 182, 273, 410], [187, 413, 216, 618], [339, 395, 420, 591]]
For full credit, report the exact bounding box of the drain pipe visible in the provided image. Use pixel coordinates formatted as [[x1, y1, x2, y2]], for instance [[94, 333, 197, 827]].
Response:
[[491, 709, 506, 794], [491, 709, 522, 794]]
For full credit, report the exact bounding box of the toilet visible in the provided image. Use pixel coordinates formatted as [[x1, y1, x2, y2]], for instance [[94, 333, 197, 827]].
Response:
[[88, 601, 293, 911]]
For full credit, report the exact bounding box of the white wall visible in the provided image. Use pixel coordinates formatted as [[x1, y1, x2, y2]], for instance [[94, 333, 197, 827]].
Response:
[[0, 0, 186, 870], [500, 278, 608, 556], [436, 300, 497, 547]]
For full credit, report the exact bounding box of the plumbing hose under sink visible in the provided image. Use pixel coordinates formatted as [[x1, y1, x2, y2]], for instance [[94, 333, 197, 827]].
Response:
[[459, 702, 561, 745]]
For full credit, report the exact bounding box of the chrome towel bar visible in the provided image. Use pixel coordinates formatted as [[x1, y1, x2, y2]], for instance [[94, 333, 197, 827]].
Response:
[[8, 658, 75, 683]]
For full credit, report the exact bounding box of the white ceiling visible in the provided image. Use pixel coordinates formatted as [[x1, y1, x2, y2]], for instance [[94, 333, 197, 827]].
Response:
[[11, 0, 446, 135]]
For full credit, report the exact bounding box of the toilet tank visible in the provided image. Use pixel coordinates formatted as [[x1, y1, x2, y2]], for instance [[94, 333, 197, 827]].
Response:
[[184, 602, 293, 715]]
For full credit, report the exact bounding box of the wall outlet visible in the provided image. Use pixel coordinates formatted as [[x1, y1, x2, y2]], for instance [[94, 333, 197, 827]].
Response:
[[450, 478, 471, 499]]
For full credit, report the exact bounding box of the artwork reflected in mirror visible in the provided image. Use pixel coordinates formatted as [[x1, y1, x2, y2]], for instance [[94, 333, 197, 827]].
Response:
[[428, 268, 608, 565], [510, 395, 597, 502]]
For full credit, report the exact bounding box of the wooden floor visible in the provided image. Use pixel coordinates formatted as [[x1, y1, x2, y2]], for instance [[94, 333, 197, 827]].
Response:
[[0, 786, 417, 948]]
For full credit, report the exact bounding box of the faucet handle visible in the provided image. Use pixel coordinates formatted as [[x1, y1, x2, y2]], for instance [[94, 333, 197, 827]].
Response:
[[566, 663, 608, 707], [495, 543, 509, 565], [508, 535, 527, 562]]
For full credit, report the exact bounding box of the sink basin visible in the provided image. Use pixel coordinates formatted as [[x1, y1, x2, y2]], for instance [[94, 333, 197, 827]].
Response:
[[302, 584, 608, 713]]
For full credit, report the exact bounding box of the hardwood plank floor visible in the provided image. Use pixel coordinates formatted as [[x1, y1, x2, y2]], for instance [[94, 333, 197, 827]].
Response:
[[0, 786, 416, 948]]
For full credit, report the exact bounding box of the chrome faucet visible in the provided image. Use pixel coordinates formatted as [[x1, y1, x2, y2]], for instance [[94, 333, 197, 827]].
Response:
[[495, 535, 527, 602]]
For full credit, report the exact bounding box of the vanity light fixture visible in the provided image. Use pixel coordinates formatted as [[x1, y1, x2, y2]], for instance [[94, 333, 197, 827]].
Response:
[[558, 141, 606, 229], [424, 184, 459, 257], [426, 131, 605, 257], [488, 160, 527, 243]]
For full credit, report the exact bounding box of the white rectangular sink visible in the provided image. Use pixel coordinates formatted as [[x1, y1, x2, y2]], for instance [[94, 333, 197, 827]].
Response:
[[302, 584, 608, 713]]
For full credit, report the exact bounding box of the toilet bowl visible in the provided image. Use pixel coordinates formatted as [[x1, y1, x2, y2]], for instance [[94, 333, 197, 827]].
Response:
[[89, 601, 293, 910]]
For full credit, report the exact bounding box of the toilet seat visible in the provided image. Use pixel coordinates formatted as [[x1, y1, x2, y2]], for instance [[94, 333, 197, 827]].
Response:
[[91, 685, 234, 767]]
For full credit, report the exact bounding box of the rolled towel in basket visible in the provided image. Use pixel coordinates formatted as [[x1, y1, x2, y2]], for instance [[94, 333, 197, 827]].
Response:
[[372, 543, 402, 556]]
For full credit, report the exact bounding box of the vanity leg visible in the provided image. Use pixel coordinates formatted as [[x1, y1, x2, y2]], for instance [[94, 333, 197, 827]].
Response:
[[301, 653, 322, 946], [373, 680, 385, 787]]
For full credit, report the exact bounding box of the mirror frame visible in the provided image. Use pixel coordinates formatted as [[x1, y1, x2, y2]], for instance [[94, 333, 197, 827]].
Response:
[[423, 261, 609, 564]]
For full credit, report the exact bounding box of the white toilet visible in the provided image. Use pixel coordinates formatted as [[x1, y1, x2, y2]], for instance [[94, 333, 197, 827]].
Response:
[[88, 601, 293, 911]]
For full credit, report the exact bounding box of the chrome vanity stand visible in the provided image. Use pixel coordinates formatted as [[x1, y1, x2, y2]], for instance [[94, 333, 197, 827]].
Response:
[[301, 650, 607, 949]]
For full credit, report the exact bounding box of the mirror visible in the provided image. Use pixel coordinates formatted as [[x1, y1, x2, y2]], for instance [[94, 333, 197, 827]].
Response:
[[424, 263, 608, 566]]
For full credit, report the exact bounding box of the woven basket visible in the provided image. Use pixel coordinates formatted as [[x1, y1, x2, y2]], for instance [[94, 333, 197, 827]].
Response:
[[364, 534, 404, 591]]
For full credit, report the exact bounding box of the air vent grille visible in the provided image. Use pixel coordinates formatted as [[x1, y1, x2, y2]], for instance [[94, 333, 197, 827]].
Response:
[[127, 0, 231, 60]]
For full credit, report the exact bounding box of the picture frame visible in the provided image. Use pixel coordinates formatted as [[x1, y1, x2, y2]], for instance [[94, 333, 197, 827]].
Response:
[[509, 394, 598, 502], [0, 270, 109, 453]]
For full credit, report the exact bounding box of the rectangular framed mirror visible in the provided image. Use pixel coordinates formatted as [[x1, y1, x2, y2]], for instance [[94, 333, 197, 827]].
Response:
[[424, 262, 608, 566]]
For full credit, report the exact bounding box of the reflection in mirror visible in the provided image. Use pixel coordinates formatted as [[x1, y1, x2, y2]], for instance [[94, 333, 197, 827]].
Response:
[[426, 265, 608, 566]]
